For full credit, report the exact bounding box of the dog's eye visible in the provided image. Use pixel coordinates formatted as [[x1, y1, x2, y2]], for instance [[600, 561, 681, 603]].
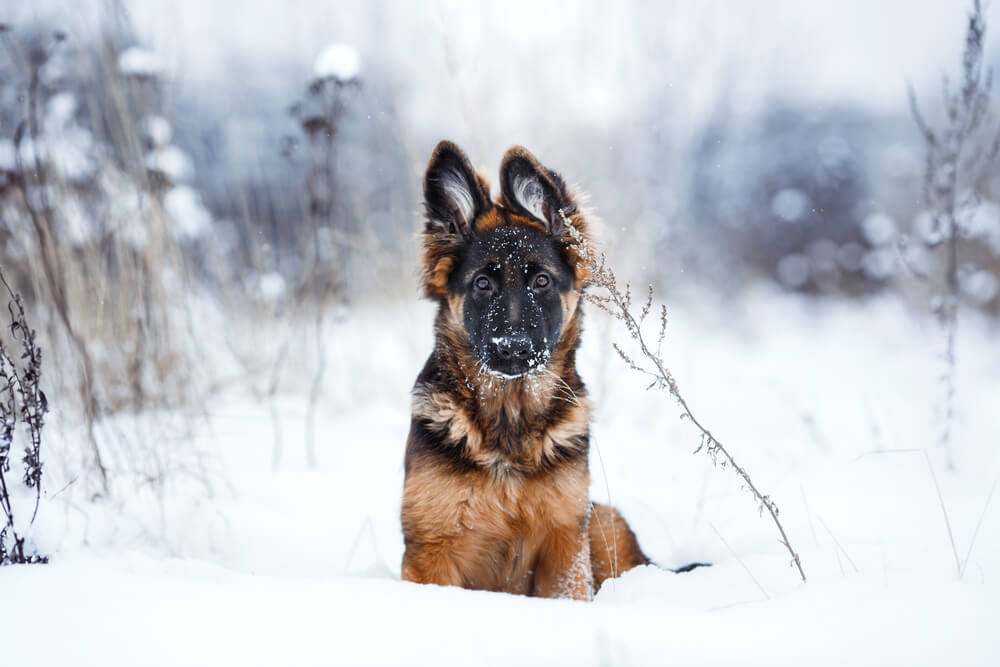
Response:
[[533, 274, 551, 289], [474, 276, 492, 291]]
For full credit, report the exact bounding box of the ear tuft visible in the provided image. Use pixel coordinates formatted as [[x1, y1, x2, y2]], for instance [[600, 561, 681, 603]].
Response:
[[424, 140, 490, 240], [499, 146, 591, 288], [510, 168, 549, 223], [499, 146, 580, 238]]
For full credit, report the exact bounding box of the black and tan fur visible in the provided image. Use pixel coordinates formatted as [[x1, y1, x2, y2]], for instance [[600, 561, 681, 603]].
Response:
[[401, 141, 648, 600]]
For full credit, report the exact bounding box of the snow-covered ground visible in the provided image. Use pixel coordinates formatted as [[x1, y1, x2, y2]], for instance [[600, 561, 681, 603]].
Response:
[[4, 289, 999, 666]]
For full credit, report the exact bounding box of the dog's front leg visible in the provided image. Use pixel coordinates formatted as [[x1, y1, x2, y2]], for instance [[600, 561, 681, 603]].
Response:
[[401, 543, 466, 588], [530, 521, 594, 601]]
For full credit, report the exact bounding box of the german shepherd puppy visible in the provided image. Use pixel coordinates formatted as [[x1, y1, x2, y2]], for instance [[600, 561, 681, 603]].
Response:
[[401, 141, 648, 600]]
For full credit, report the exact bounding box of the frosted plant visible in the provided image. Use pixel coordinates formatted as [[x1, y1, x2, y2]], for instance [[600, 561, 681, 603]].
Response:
[[906, 0, 999, 469], [0, 269, 48, 566], [562, 210, 807, 583]]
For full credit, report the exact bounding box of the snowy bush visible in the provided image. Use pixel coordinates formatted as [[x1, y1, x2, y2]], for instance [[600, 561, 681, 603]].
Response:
[[0, 20, 218, 496], [281, 43, 364, 299], [905, 0, 1000, 468]]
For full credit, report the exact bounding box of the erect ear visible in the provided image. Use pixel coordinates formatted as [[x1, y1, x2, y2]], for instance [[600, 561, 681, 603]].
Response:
[[423, 140, 490, 239], [499, 146, 578, 237]]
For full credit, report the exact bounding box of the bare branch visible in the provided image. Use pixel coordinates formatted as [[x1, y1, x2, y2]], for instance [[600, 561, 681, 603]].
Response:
[[0, 265, 48, 565], [562, 210, 807, 583]]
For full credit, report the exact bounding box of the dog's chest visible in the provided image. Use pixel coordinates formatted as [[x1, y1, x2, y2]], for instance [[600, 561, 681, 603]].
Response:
[[466, 470, 586, 587], [401, 463, 589, 590]]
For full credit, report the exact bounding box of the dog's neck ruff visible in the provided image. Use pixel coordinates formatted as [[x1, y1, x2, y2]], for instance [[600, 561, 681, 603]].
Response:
[[417, 337, 590, 475]]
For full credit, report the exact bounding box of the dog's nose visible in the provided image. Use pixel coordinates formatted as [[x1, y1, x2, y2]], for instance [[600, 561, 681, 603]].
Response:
[[495, 334, 532, 361]]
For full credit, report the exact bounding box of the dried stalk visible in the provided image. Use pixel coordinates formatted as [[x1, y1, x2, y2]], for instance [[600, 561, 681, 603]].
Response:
[[563, 211, 807, 583], [907, 0, 997, 470], [0, 267, 49, 565]]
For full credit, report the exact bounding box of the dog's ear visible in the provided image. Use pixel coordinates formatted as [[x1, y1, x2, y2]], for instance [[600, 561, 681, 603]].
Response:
[[424, 140, 490, 240], [499, 146, 579, 238], [421, 141, 490, 299], [500, 145, 591, 288]]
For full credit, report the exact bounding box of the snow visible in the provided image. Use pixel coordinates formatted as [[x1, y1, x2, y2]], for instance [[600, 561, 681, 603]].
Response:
[[59, 196, 97, 246], [965, 200, 1000, 254], [143, 115, 174, 149], [861, 212, 897, 246], [770, 188, 809, 223], [47, 128, 97, 183], [254, 271, 287, 301], [861, 247, 895, 280], [1, 96, 95, 183], [0, 138, 15, 172], [163, 185, 212, 239], [145, 145, 195, 183], [45, 92, 77, 132], [117, 46, 163, 77], [313, 43, 360, 81], [961, 269, 999, 305], [6, 555, 995, 666], [3, 290, 998, 664]]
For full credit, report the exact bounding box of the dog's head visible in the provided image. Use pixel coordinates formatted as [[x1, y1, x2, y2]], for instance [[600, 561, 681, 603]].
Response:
[[421, 141, 591, 379]]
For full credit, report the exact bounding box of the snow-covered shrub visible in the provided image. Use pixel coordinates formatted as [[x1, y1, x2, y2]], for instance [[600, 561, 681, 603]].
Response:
[[282, 42, 363, 299], [0, 21, 213, 494], [905, 0, 999, 468]]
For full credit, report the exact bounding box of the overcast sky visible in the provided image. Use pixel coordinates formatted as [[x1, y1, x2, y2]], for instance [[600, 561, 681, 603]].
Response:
[[110, 0, 986, 107], [8, 1, 996, 167]]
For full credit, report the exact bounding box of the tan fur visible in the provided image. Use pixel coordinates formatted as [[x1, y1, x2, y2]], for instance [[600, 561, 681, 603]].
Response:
[[401, 457, 593, 598], [426, 256, 455, 299], [483, 210, 546, 233], [559, 291, 580, 336], [589, 503, 651, 591]]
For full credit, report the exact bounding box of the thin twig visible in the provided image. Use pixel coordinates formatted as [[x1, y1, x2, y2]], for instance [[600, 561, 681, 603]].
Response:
[[960, 475, 998, 578], [818, 516, 860, 575], [800, 484, 820, 548], [563, 210, 807, 583]]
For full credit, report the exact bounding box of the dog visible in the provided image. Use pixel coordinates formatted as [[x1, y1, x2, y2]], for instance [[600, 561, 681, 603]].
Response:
[[400, 141, 649, 600]]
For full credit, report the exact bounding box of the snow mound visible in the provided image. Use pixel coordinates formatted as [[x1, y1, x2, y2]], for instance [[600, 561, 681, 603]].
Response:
[[313, 43, 360, 81]]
